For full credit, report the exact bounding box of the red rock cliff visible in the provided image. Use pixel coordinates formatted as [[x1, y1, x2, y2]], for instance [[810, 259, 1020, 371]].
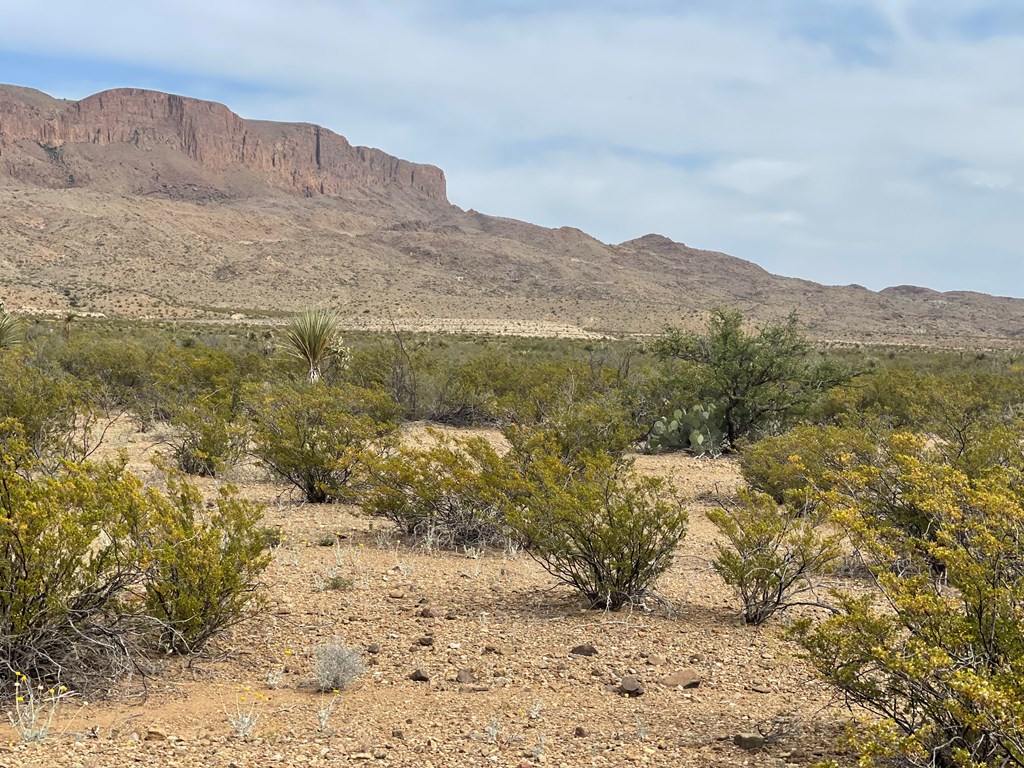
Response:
[[0, 86, 447, 202]]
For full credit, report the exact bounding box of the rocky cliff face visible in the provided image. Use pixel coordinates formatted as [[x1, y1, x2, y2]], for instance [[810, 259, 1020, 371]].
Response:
[[0, 86, 447, 202]]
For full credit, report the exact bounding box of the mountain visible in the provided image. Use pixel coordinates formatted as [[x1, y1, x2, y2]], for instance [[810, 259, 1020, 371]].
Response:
[[1, 84, 1022, 345]]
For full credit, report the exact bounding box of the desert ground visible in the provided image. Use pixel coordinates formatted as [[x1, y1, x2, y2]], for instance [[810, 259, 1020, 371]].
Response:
[[0, 421, 856, 768]]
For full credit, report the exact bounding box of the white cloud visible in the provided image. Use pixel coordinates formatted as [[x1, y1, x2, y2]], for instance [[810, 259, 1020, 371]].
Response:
[[1, 1, 1023, 294]]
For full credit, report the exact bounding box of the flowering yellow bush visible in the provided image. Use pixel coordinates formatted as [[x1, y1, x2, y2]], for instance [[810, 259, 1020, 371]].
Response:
[[796, 435, 1024, 767], [0, 424, 270, 692]]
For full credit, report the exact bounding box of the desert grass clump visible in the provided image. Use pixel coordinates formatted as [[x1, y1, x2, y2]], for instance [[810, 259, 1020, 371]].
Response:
[[282, 309, 344, 382], [311, 638, 364, 692]]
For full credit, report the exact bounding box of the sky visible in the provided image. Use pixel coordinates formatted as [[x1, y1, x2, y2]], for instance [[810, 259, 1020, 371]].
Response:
[[2, 0, 1023, 296]]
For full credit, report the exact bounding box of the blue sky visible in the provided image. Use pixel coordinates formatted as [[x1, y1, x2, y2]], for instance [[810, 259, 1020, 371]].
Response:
[[2, 0, 1024, 296]]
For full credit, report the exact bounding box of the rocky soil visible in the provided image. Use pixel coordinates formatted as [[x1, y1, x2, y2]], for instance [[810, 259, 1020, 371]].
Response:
[[0, 423, 858, 768]]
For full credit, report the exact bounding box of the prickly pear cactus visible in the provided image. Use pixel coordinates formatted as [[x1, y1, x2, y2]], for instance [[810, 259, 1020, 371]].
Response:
[[644, 404, 725, 456]]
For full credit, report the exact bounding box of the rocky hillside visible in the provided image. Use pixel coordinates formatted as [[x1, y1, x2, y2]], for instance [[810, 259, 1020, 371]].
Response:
[[1, 84, 1022, 345]]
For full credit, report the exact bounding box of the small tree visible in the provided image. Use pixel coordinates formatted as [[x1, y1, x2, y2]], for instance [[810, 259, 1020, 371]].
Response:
[[502, 445, 687, 610], [282, 309, 344, 382], [650, 308, 849, 447]]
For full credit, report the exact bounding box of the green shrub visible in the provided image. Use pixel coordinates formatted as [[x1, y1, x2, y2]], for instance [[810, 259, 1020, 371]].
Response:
[[796, 447, 1024, 767], [501, 395, 638, 471], [0, 352, 99, 465], [0, 425, 271, 689], [362, 430, 509, 548], [142, 469, 270, 654], [0, 431, 148, 691], [168, 396, 248, 477], [502, 447, 687, 610], [707, 490, 842, 625], [739, 424, 876, 511], [248, 382, 398, 503]]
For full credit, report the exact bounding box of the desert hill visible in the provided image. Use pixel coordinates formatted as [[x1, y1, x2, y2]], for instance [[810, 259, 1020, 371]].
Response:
[[1, 84, 1022, 344]]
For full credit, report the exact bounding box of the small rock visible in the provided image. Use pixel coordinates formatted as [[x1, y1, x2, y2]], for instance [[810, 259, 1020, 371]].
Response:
[[646, 655, 667, 666], [409, 669, 430, 682], [483, 644, 505, 656], [570, 644, 597, 657], [366, 644, 381, 654], [456, 668, 477, 684], [419, 606, 442, 618], [573, 726, 587, 738], [618, 676, 644, 697], [749, 682, 772, 694], [392, 729, 405, 740], [144, 728, 167, 741], [734, 733, 766, 751], [659, 669, 702, 689], [459, 684, 491, 693], [387, 590, 406, 600], [417, 636, 435, 647]]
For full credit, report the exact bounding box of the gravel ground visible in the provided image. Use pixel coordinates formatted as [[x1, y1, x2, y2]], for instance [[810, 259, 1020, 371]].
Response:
[[0, 424, 858, 767]]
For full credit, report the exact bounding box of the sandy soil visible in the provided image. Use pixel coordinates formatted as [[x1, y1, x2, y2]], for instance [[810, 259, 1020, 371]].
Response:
[[0, 422, 857, 768]]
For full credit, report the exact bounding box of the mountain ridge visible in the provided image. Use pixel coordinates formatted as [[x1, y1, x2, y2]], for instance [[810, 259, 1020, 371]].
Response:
[[0, 84, 1021, 345]]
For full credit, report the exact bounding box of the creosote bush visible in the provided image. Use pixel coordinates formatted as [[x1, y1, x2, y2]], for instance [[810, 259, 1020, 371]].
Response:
[[168, 396, 248, 477], [795, 431, 1024, 768], [739, 424, 876, 512], [708, 490, 842, 625], [142, 467, 271, 654], [0, 425, 270, 692], [362, 430, 509, 548], [248, 382, 398, 503], [501, 440, 687, 610]]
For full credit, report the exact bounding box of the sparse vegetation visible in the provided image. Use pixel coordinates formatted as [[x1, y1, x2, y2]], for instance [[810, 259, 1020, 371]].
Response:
[[311, 638, 364, 692], [0, 312, 1022, 766]]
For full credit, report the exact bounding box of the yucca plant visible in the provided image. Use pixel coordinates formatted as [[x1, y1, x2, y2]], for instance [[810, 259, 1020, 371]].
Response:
[[0, 312, 22, 350], [282, 309, 343, 382]]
